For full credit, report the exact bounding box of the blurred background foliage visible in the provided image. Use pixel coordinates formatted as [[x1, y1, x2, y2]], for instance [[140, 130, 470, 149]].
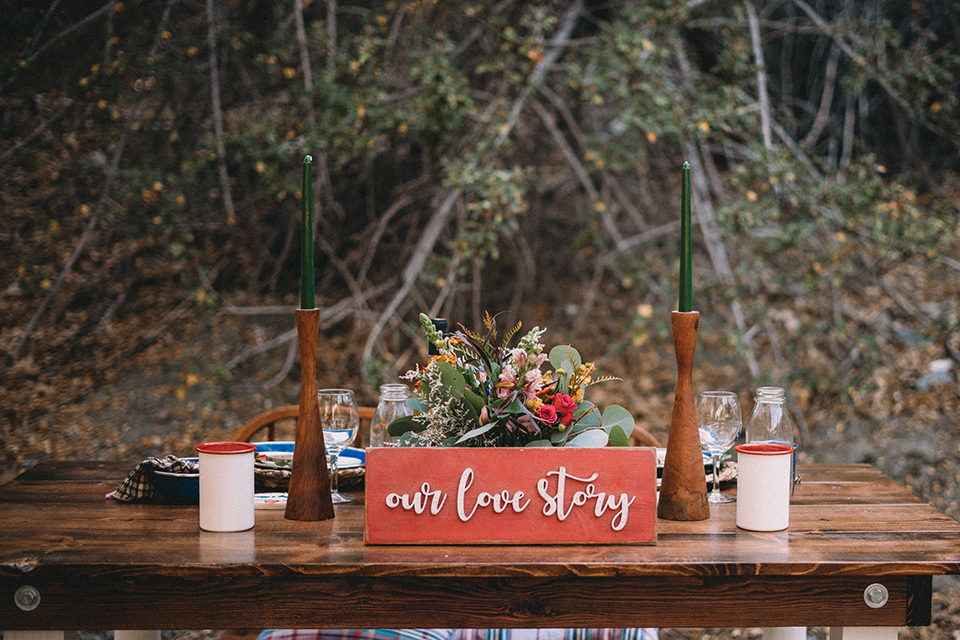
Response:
[[1, 0, 959, 475]]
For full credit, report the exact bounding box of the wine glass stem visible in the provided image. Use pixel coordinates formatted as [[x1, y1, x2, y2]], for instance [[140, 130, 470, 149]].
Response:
[[712, 454, 721, 494], [330, 453, 340, 494]]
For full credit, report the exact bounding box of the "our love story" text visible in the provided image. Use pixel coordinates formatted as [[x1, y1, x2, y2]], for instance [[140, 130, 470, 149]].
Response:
[[384, 465, 636, 531]]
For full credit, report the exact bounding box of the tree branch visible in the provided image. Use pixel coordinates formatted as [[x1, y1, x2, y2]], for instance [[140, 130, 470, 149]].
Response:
[[225, 282, 392, 370], [745, 0, 772, 150], [206, 0, 237, 224], [361, 0, 584, 370]]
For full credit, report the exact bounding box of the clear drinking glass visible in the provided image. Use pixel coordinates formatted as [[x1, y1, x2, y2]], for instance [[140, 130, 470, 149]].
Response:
[[696, 390, 743, 504], [318, 388, 360, 504]]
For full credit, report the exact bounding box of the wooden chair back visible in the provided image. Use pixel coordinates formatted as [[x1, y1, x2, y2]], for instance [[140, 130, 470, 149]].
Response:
[[234, 405, 376, 444]]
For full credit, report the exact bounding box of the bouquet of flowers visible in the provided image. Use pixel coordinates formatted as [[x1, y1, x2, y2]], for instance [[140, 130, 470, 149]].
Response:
[[387, 313, 635, 447]]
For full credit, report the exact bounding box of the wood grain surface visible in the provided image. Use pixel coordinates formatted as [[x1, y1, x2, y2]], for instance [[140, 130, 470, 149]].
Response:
[[657, 311, 709, 521], [284, 308, 334, 521], [1, 462, 959, 630]]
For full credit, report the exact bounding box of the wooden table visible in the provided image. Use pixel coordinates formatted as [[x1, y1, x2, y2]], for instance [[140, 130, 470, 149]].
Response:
[[2, 462, 960, 636]]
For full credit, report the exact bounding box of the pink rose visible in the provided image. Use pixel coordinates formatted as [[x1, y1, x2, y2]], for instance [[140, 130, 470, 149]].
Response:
[[536, 404, 558, 425], [554, 393, 577, 415]]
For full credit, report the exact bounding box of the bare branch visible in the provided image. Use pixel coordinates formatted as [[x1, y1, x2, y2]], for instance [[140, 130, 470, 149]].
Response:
[[538, 84, 648, 231], [607, 222, 680, 262], [745, 0, 772, 150], [326, 0, 337, 73], [22, 2, 115, 68], [686, 141, 761, 379], [221, 305, 300, 315], [531, 98, 625, 248], [225, 282, 392, 370], [294, 0, 315, 126], [265, 337, 299, 388], [206, 0, 237, 224], [356, 195, 413, 285], [802, 46, 839, 148], [361, 0, 584, 369], [790, 0, 957, 145], [0, 101, 70, 167], [493, 0, 583, 150]]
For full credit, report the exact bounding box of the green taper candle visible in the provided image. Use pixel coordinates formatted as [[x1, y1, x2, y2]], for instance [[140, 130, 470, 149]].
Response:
[[300, 155, 315, 310], [679, 161, 692, 312]]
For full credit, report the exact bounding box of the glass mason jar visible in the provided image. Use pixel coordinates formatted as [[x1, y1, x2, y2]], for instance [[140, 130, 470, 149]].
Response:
[[744, 386, 798, 492], [744, 386, 795, 446], [369, 383, 412, 447]]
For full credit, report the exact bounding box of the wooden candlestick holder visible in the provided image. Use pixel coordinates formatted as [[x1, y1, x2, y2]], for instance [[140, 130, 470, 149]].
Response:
[[284, 308, 335, 521], [657, 310, 709, 521]]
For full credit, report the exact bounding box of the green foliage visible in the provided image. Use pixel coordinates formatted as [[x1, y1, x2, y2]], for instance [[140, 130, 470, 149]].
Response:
[[2, 0, 959, 420], [386, 314, 633, 447]]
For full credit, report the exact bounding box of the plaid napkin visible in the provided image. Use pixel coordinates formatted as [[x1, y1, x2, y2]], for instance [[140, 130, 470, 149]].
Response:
[[107, 455, 198, 502]]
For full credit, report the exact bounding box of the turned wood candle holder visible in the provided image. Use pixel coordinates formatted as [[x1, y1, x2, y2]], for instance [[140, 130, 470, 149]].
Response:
[[284, 308, 335, 521], [657, 310, 709, 521]]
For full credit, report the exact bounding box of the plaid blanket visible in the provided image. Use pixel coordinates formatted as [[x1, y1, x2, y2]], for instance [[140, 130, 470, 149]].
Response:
[[258, 629, 658, 640], [107, 455, 198, 502]]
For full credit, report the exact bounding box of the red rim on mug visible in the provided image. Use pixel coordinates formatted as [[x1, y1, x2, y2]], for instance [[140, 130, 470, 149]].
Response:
[[196, 441, 257, 455], [735, 443, 793, 455]]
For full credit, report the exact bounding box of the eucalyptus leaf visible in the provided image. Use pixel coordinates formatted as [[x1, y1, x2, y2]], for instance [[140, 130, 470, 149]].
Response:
[[397, 431, 420, 446], [524, 439, 554, 447], [549, 345, 582, 371], [463, 388, 486, 415], [607, 424, 631, 447], [601, 404, 635, 434], [436, 361, 466, 397], [406, 397, 428, 413], [548, 345, 577, 390], [565, 421, 587, 437], [387, 415, 422, 436], [573, 400, 597, 420], [574, 403, 601, 429], [455, 421, 496, 444], [567, 428, 609, 448]]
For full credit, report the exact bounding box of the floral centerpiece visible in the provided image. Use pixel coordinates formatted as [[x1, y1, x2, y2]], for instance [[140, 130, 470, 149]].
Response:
[[387, 313, 635, 447]]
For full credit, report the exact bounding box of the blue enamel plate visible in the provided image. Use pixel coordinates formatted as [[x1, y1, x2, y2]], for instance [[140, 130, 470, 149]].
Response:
[[253, 442, 365, 469]]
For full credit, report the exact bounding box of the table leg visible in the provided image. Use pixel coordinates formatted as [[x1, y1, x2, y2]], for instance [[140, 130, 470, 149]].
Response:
[[829, 628, 899, 639], [762, 628, 806, 639]]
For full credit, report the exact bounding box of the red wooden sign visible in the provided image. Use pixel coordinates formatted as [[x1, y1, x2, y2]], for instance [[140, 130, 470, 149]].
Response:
[[364, 447, 657, 545]]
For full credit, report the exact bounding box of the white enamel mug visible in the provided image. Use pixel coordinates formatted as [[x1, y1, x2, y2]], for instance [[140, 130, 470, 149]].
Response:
[[735, 442, 793, 531], [196, 441, 257, 532]]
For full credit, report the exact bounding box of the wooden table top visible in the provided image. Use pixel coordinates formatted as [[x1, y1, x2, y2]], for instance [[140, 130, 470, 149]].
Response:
[[2, 461, 960, 630]]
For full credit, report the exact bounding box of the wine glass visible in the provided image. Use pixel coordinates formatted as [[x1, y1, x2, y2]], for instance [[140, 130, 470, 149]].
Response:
[[318, 388, 360, 504], [696, 390, 742, 504]]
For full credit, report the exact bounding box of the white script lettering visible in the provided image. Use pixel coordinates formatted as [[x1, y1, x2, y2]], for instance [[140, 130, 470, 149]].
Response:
[[384, 482, 446, 515], [537, 466, 635, 531], [456, 468, 531, 521]]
